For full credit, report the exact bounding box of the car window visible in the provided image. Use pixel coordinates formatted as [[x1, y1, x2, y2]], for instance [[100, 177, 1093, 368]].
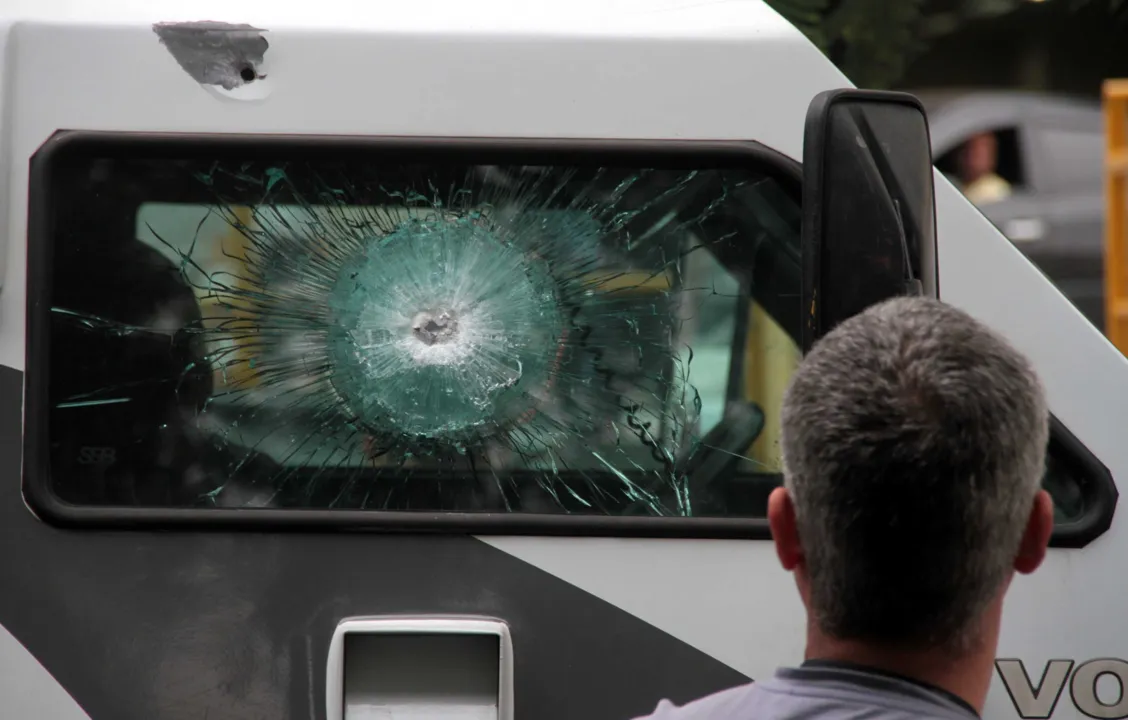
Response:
[[935, 126, 1026, 206], [32, 135, 801, 520]]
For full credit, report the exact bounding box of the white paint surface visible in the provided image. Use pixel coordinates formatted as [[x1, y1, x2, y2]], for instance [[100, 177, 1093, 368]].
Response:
[[0, 4, 1124, 720]]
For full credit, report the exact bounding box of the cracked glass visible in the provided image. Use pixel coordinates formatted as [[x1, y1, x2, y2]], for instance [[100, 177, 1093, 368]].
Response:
[[41, 138, 803, 517]]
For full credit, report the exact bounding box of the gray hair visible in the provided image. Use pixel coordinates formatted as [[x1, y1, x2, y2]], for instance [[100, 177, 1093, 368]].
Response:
[[779, 296, 1049, 652]]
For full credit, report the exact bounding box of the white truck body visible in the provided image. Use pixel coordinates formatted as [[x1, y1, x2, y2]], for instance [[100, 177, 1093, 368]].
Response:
[[0, 2, 1124, 719]]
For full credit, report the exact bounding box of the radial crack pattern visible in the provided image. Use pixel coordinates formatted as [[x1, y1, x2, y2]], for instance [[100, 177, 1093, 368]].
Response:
[[47, 154, 798, 516], [326, 215, 564, 440]]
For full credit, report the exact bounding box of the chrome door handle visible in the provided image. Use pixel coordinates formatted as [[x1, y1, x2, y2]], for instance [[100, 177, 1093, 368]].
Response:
[[327, 615, 514, 720]]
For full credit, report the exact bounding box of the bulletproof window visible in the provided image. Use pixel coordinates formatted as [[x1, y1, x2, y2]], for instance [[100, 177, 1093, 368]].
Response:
[[26, 132, 803, 533]]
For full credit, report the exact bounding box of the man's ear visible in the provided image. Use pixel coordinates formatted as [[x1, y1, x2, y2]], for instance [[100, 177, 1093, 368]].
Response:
[[768, 485, 803, 571], [1014, 489, 1054, 575]]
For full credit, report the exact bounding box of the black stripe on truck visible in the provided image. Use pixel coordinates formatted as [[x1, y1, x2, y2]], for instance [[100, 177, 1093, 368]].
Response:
[[0, 364, 748, 720]]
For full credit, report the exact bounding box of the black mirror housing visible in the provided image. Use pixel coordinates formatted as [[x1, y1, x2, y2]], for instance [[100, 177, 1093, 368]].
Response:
[[800, 89, 939, 352]]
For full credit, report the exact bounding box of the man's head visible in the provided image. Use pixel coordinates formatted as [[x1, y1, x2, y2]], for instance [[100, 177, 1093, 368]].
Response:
[[958, 132, 999, 185], [768, 296, 1053, 655]]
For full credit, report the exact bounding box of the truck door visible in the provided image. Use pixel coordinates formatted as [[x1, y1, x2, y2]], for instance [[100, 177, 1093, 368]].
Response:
[[4, 131, 807, 720]]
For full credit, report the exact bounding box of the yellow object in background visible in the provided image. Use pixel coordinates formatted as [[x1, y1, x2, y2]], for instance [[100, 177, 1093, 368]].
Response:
[[743, 302, 800, 472], [195, 205, 259, 389], [1105, 79, 1128, 356]]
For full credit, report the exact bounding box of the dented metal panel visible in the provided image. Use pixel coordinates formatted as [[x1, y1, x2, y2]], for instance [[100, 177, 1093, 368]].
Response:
[[153, 21, 267, 90]]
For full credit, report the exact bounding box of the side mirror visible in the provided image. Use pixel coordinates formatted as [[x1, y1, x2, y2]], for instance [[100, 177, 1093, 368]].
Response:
[[800, 89, 939, 352]]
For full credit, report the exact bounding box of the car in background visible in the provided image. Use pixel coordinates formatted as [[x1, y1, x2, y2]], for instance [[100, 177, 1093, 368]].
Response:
[[914, 89, 1106, 330]]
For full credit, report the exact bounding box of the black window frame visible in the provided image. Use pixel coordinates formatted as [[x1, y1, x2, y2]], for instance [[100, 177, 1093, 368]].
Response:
[[1045, 414, 1117, 548], [22, 130, 1118, 547], [25, 130, 804, 537]]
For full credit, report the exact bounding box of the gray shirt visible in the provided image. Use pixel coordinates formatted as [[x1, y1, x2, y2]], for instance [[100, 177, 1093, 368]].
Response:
[[632, 661, 980, 720]]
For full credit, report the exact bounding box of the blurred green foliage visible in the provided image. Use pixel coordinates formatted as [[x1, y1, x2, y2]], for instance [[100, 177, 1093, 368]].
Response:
[[766, 0, 1126, 88]]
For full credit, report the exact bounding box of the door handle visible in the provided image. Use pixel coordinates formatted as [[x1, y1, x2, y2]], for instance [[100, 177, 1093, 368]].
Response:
[[327, 616, 514, 720], [1003, 217, 1046, 243]]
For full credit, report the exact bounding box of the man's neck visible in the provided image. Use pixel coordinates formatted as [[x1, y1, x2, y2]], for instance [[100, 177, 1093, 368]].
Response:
[[804, 630, 995, 713]]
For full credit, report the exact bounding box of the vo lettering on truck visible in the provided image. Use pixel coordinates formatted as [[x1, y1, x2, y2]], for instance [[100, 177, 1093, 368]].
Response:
[[997, 659, 1128, 719]]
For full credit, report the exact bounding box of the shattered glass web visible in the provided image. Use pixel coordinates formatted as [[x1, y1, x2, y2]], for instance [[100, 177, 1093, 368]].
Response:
[[327, 216, 565, 439], [58, 158, 800, 514]]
